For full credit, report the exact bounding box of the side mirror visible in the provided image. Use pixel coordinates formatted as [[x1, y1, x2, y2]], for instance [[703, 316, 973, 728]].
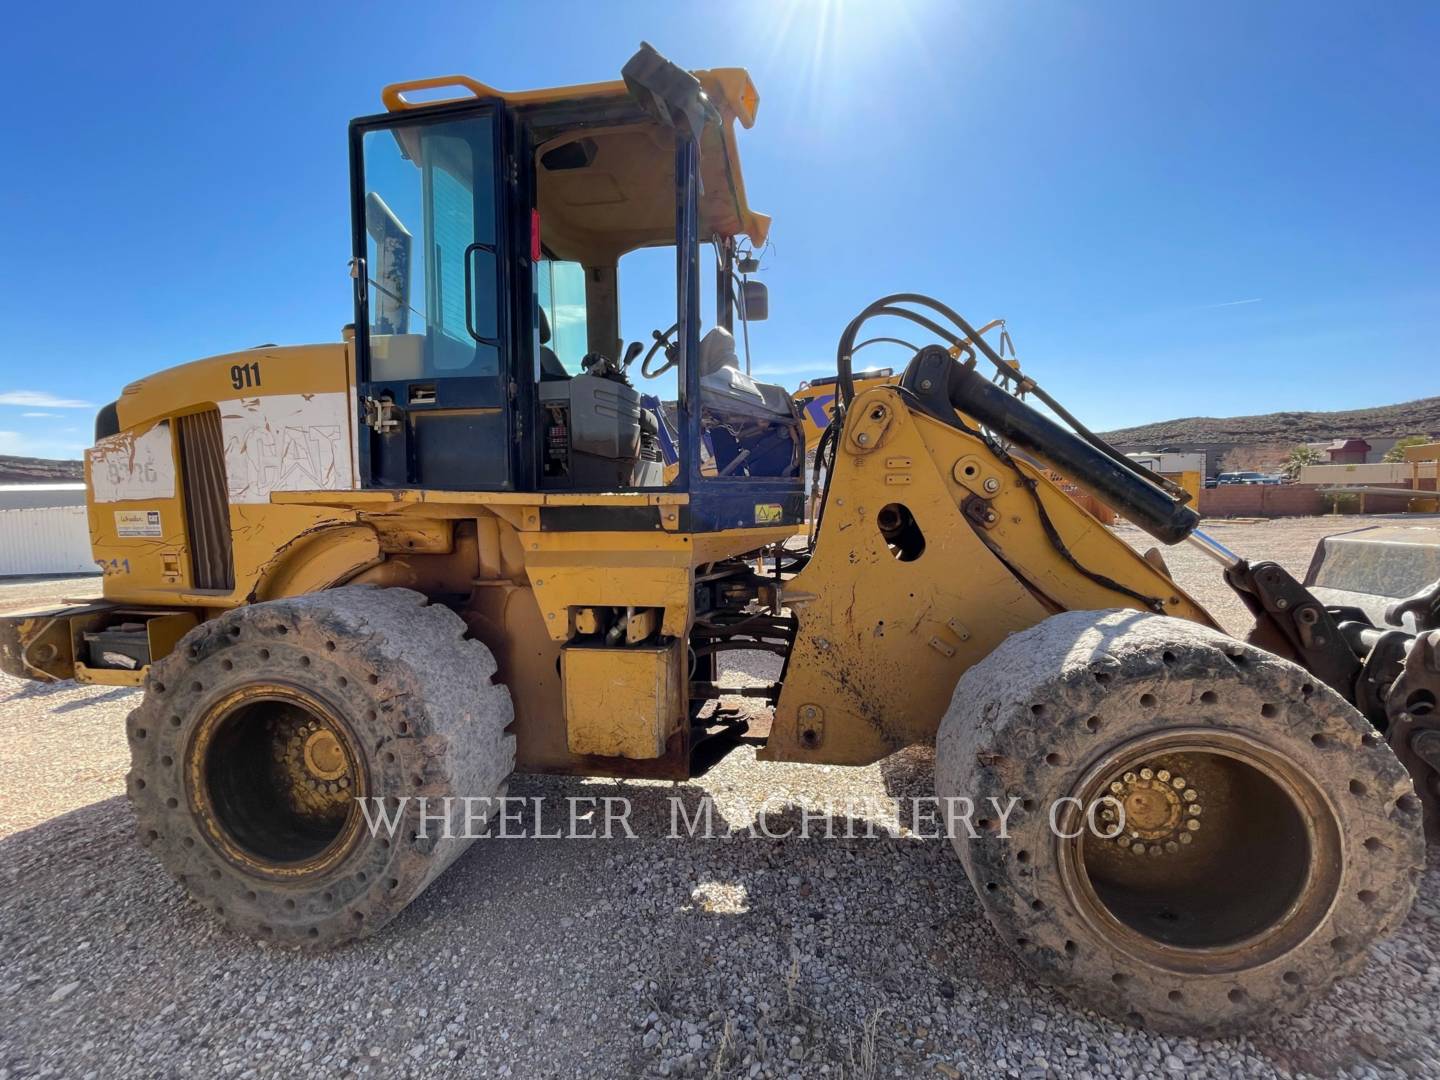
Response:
[[739, 280, 768, 322]]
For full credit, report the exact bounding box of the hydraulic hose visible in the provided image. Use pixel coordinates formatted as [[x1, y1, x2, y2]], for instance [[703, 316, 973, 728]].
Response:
[[834, 293, 1187, 502]]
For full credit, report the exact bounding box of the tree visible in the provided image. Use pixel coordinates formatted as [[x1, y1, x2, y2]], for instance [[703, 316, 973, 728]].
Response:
[[1383, 435, 1433, 463], [1281, 444, 1325, 480]]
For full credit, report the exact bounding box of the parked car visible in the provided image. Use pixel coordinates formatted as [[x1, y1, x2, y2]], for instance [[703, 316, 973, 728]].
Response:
[[1216, 471, 1286, 486]]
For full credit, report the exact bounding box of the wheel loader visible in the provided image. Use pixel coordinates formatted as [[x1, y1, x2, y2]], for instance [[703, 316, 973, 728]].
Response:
[[2, 43, 1437, 1036]]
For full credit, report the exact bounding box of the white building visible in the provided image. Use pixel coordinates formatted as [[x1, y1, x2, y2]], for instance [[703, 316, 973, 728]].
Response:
[[0, 484, 96, 576], [1126, 451, 1206, 475]]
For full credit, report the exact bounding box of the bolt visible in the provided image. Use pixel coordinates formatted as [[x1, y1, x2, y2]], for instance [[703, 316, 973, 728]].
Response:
[[857, 433, 871, 445], [983, 477, 1000, 493], [1276, 598, 1289, 610], [984, 510, 998, 523], [920, 379, 933, 391]]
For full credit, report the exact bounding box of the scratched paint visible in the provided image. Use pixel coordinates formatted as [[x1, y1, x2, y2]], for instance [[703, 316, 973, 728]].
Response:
[[219, 392, 355, 504], [88, 423, 177, 503]]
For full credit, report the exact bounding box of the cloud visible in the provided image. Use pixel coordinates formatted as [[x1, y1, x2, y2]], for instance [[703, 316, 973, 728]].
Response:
[[0, 390, 95, 409], [0, 430, 88, 460], [21, 411, 59, 418]]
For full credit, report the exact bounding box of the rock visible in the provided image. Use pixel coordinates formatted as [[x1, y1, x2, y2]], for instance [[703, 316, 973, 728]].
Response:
[[47, 981, 80, 1004]]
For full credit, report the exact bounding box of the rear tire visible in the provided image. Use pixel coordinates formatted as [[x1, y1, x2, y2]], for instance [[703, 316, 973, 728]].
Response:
[[935, 609, 1424, 1034], [126, 586, 514, 947]]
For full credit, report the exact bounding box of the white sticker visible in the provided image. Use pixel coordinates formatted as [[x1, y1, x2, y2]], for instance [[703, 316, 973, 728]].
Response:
[[89, 423, 176, 503], [115, 509, 163, 538], [219, 391, 354, 504]]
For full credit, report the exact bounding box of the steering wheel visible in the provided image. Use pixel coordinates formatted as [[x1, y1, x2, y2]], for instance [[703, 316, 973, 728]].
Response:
[[640, 322, 681, 379]]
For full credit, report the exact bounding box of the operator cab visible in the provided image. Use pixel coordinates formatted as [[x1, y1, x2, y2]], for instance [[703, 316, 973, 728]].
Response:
[[348, 45, 803, 530]]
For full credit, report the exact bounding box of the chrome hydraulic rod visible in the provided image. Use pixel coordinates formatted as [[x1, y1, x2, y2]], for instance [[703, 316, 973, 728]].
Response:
[[1186, 528, 1242, 569]]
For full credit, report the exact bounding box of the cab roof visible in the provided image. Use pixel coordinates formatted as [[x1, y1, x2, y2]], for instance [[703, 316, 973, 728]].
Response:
[[381, 68, 770, 264]]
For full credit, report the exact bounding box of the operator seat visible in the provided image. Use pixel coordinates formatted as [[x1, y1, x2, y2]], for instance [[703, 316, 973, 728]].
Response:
[[692, 326, 802, 479], [699, 325, 740, 376], [538, 308, 570, 382], [696, 326, 795, 418]]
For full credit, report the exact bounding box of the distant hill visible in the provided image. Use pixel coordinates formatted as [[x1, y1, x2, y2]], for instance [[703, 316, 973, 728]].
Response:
[[0, 455, 84, 484], [1100, 396, 1440, 447]]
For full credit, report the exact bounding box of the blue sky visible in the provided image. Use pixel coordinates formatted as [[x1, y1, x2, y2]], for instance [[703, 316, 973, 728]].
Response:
[[1, 1, 1436, 460]]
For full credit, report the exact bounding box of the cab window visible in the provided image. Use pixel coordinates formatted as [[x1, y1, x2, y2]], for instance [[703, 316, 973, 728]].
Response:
[[360, 115, 500, 381], [536, 257, 589, 374]]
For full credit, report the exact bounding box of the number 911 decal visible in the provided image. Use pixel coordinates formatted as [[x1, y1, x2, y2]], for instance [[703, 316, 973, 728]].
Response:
[[229, 361, 262, 391]]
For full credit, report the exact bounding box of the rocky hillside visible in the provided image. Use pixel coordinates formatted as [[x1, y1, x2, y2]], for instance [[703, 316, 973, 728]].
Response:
[[0, 455, 84, 484], [1100, 396, 1440, 446]]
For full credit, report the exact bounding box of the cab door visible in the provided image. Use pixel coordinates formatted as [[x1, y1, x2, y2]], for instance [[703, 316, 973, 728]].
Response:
[[350, 103, 516, 490]]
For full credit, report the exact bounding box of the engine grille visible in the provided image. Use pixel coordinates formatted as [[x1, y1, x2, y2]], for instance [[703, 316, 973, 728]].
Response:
[[176, 409, 234, 591]]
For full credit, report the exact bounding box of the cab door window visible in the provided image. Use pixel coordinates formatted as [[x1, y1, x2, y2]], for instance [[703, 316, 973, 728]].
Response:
[[360, 115, 500, 380]]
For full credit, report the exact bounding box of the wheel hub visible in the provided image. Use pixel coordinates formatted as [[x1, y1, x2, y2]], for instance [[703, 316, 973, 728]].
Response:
[[1104, 765, 1203, 855], [272, 713, 354, 802], [189, 684, 366, 877], [302, 728, 349, 781]]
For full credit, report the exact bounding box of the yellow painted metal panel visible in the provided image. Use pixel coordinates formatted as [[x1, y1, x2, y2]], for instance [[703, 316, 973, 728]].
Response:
[[562, 641, 683, 759]]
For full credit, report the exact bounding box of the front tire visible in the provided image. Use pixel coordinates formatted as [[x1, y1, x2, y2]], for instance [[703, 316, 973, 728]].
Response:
[[126, 586, 514, 947], [936, 609, 1424, 1034]]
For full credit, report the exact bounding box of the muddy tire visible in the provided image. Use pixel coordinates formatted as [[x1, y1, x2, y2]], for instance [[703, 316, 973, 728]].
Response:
[[126, 586, 514, 947], [935, 609, 1424, 1035]]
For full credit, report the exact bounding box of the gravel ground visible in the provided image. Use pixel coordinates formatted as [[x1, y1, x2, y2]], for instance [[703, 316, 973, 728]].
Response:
[[1, 517, 1437, 1079]]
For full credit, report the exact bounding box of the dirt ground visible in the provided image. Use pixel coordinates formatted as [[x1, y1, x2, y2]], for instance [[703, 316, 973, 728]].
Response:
[[0, 515, 1436, 1079]]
